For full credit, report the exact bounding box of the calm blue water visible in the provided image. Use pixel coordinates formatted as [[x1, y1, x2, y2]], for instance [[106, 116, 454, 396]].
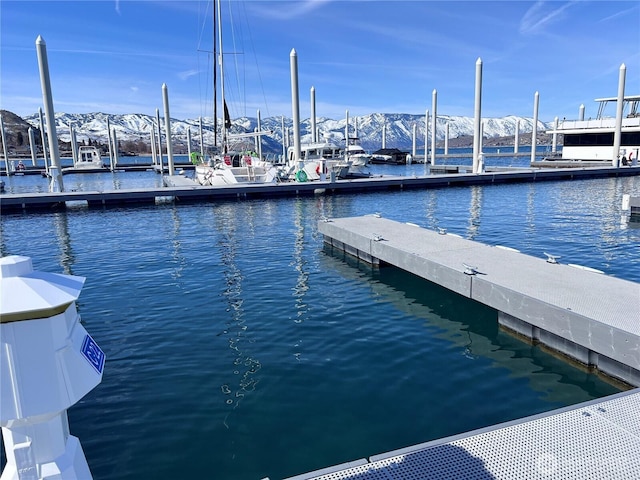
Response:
[[1, 157, 639, 479]]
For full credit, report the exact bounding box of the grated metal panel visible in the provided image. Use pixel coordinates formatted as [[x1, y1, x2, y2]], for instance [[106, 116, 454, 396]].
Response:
[[292, 390, 640, 479]]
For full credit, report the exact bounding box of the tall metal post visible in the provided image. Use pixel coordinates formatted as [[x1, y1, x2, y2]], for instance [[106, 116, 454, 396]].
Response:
[[35, 35, 64, 191], [0, 114, 9, 176], [472, 57, 483, 174], [162, 84, 175, 176], [612, 63, 626, 167], [290, 49, 302, 168], [106, 117, 114, 168], [530, 91, 539, 165], [431, 90, 437, 165], [28, 127, 37, 166], [310, 86, 316, 143], [38, 107, 49, 174], [424, 109, 429, 164]]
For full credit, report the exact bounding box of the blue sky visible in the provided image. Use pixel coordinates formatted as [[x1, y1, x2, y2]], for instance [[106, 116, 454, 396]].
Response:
[[1, 1, 639, 122]]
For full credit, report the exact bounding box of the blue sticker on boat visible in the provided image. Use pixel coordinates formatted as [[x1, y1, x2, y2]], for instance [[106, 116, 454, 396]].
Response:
[[81, 334, 105, 374]]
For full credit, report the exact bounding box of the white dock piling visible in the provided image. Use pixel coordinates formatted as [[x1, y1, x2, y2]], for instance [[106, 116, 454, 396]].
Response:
[[162, 84, 175, 176], [187, 128, 192, 159], [431, 90, 437, 166], [612, 63, 626, 167], [530, 91, 539, 165], [111, 127, 119, 169], [28, 127, 37, 166], [514, 119, 519, 154], [412, 123, 417, 159], [281, 116, 286, 161], [257, 109, 263, 159], [36, 36, 64, 192], [155, 108, 163, 169], [310, 86, 317, 143], [0, 255, 104, 479], [382, 123, 386, 149], [345, 110, 349, 146], [444, 122, 449, 155], [106, 117, 114, 168], [0, 114, 8, 177], [424, 109, 429, 165], [198, 116, 204, 158], [150, 128, 157, 166], [70, 124, 78, 167], [38, 107, 49, 175], [290, 49, 302, 168], [479, 121, 485, 170], [551, 117, 558, 153], [472, 58, 483, 174], [579, 104, 585, 121]]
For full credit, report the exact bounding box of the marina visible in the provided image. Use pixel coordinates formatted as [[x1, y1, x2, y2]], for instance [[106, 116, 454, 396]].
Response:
[[1, 167, 639, 479], [2, 1, 640, 478], [2, 163, 639, 213]]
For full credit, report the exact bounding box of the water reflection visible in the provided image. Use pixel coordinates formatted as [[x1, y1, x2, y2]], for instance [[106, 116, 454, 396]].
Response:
[[422, 189, 438, 230], [320, 245, 624, 403], [169, 206, 186, 286], [211, 203, 261, 424], [467, 185, 483, 240], [53, 211, 74, 275], [290, 199, 309, 324]]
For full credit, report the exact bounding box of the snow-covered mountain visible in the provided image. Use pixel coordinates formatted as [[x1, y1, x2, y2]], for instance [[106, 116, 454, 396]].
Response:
[[23, 111, 550, 154]]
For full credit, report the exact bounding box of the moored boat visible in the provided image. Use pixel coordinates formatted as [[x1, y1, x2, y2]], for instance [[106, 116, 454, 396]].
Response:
[[345, 136, 371, 167], [195, 150, 278, 185], [61, 145, 107, 173], [284, 140, 344, 181], [545, 95, 640, 163], [193, 0, 277, 187]]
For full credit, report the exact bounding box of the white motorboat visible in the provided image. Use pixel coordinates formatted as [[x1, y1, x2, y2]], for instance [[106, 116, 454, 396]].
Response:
[[546, 95, 640, 163], [345, 136, 371, 167], [61, 146, 106, 173], [284, 140, 346, 181], [76, 146, 106, 169]]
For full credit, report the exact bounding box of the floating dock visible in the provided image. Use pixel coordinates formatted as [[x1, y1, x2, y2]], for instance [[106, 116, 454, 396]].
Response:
[[0, 163, 195, 176], [2, 166, 639, 213], [285, 388, 640, 479], [297, 215, 640, 480], [318, 215, 640, 386]]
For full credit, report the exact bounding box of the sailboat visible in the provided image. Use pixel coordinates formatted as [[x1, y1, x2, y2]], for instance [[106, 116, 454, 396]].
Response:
[[194, 0, 278, 186]]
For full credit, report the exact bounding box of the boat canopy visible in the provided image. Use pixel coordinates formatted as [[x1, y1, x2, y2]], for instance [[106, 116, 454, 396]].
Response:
[[594, 95, 640, 119]]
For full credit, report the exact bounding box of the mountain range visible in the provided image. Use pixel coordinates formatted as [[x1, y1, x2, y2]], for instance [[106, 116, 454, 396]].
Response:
[[3, 110, 551, 154]]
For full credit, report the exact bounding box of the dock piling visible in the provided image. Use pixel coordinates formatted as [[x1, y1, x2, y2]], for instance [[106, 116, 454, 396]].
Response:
[[36, 36, 64, 192]]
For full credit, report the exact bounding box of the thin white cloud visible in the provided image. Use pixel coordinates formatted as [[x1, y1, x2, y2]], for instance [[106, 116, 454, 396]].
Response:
[[597, 4, 639, 23], [178, 69, 199, 81], [519, 1, 575, 35], [115, 0, 121, 15], [249, 0, 333, 20]]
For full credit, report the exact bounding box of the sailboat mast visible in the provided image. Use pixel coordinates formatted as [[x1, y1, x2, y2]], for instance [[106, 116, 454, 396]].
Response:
[[216, 0, 227, 152], [213, 0, 218, 149]]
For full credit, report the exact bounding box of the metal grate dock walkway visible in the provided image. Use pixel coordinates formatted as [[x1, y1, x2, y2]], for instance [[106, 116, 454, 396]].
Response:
[[286, 388, 640, 479]]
